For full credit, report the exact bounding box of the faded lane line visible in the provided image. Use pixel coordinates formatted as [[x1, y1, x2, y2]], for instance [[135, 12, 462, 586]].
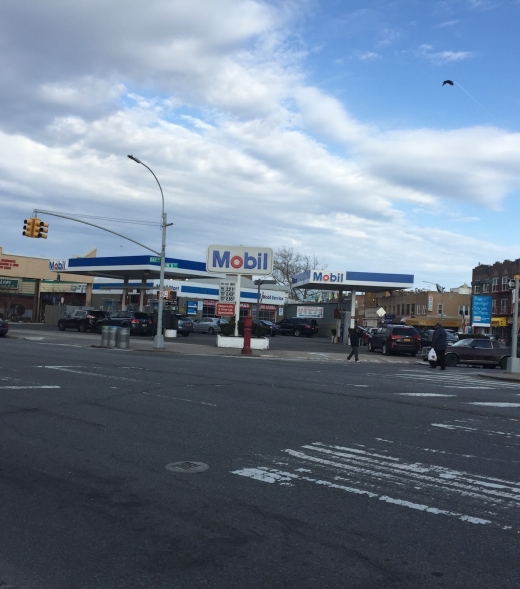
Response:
[[142, 392, 216, 406], [41, 366, 137, 381], [0, 386, 60, 389]]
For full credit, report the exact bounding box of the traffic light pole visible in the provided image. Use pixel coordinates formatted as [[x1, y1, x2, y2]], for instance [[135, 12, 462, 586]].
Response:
[[32, 210, 161, 255], [506, 276, 520, 373]]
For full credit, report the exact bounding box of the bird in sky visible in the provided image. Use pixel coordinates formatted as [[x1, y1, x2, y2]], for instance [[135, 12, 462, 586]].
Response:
[[442, 80, 454, 86]]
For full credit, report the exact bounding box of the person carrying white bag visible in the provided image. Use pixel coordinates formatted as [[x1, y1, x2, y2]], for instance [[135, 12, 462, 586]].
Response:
[[429, 323, 447, 370]]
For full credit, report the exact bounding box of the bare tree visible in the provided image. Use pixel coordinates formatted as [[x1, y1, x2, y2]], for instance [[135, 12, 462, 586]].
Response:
[[0, 283, 20, 320], [272, 247, 327, 301]]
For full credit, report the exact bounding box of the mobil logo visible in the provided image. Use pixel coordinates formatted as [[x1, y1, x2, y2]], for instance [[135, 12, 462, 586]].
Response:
[[313, 271, 344, 283], [207, 245, 274, 275], [49, 260, 68, 271]]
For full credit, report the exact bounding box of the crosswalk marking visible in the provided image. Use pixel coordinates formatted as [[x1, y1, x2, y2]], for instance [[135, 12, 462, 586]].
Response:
[[232, 441, 520, 531], [397, 369, 520, 390]]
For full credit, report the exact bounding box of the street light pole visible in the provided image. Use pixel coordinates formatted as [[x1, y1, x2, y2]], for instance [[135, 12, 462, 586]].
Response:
[[423, 281, 445, 325], [128, 155, 166, 349]]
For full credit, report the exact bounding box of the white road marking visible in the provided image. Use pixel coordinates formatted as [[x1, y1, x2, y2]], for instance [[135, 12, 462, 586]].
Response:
[[397, 393, 456, 397], [232, 441, 520, 531], [469, 403, 520, 408], [41, 366, 136, 381], [432, 422, 520, 440], [0, 386, 60, 389], [142, 391, 216, 406], [398, 369, 520, 390]]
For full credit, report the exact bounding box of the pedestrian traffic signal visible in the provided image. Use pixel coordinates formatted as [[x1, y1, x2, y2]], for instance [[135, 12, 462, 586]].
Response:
[[23, 218, 37, 237], [37, 220, 49, 239]]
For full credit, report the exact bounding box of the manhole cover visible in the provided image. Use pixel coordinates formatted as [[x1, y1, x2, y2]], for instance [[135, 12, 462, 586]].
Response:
[[165, 461, 209, 474]]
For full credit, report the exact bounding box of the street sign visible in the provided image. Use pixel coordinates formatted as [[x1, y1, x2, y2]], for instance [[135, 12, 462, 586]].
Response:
[[0, 278, 19, 289], [216, 302, 235, 316], [376, 307, 386, 317], [219, 281, 236, 303]]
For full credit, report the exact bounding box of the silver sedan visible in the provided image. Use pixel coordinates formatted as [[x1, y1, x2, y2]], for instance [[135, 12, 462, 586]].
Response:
[[193, 317, 228, 334]]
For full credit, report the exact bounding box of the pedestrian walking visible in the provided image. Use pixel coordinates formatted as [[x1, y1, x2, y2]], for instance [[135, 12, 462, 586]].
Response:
[[430, 322, 448, 370], [347, 325, 362, 363]]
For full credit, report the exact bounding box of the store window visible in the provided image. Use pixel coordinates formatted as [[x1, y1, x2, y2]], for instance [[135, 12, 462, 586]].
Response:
[[482, 283, 490, 293], [474, 284, 481, 294], [411, 303, 415, 315], [502, 276, 509, 291], [492, 278, 499, 292], [458, 305, 469, 316], [438, 303, 443, 316]]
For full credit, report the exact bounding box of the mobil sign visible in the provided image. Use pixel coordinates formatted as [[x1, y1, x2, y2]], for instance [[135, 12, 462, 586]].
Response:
[[206, 245, 273, 275]]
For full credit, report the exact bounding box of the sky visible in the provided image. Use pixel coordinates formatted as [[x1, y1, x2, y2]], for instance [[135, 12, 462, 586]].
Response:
[[1, 0, 520, 291]]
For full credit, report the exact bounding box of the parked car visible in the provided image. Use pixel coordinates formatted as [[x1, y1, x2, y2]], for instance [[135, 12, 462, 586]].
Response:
[[258, 320, 280, 337], [220, 318, 275, 337], [422, 338, 517, 369], [193, 317, 228, 334], [355, 326, 371, 345], [369, 324, 421, 356], [420, 329, 458, 348], [97, 311, 153, 335], [58, 309, 109, 333], [0, 318, 9, 337], [173, 314, 194, 337], [276, 318, 319, 338]]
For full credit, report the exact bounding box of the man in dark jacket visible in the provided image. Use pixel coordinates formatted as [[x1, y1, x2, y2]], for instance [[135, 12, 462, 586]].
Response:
[[430, 322, 448, 370], [347, 325, 362, 363]]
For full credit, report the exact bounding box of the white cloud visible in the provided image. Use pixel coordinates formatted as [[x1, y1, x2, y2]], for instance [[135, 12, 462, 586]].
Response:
[[1, 0, 519, 290], [415, 44, 475, 65]]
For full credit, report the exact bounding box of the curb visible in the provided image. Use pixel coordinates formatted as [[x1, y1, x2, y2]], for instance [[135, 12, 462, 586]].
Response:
[[477, 372, 520, 383]]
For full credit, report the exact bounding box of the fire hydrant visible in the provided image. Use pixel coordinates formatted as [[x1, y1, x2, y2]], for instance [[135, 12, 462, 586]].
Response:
[[241, 314, 253, 356]]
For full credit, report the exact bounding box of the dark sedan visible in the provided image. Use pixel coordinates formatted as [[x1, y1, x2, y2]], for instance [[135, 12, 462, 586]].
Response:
[[422, 338, 516, 369], [0, 318, 9, 337], [97, 311, 153, 335], [420, 329, 458, 348]]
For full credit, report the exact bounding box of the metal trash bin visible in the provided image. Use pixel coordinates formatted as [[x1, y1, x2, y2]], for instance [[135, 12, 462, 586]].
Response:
[[116, 327, 130, 349], [107, 326, 119, 347], [101, 325, 111, 346]]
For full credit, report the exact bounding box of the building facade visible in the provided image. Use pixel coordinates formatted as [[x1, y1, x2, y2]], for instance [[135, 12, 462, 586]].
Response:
[[0, 245, 94, 321], [472, 259, 520, 340]]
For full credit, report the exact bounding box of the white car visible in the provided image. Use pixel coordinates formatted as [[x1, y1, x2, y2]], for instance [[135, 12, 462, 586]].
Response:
[[193, 317, 228, 334]]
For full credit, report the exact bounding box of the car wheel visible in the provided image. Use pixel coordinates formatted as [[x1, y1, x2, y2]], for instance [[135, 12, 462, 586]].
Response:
[[499, 356, 509, 370], [208, 327, 215, 335], [58, 323, 66, 331], [294, 329, 302, 337], [445, 354, 459, 368], [382, 343, 390, 355], [78, 322, 87, 333]]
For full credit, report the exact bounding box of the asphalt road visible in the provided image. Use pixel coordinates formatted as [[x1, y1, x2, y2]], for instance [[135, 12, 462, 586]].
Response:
[[1, 336, 520, 588]]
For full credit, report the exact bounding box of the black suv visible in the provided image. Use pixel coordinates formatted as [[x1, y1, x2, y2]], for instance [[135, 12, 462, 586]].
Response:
[[97, 311, 153, 335], [276, 318, 319, 338], [369, 324, 421, 356], [58, 310, 108, 333]]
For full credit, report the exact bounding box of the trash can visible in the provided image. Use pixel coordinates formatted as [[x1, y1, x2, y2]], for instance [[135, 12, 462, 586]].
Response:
[[165, 329, 177, 338], [116, 327, 130, 349], [101, 325, 111, 346], [107, 326, 119, 347]]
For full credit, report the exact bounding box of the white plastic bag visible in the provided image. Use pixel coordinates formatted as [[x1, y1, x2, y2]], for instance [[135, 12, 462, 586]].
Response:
[[428, 348, 437, 362]]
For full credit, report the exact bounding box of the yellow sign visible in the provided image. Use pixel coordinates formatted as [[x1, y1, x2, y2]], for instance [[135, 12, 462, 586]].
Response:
[[492, 317, 507, 327]]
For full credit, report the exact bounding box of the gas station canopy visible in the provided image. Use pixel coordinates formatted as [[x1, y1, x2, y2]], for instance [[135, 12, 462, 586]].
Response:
[[292, 269, 414, 292], [60, 254, 222, 281]]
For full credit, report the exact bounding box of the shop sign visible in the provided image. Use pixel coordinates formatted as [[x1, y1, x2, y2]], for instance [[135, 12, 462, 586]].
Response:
[[49, 260, 68, 271], [260, 304, 276, 310], [428, 296, 433, 311], [297, 306, 324, 319], [312, 272, 344, 283], [216, 303, 235, 316], [0, 278, 19, 289], [207, 245, 273, 275], [203, 299, 216, 307], [0, 258, 19, 271]]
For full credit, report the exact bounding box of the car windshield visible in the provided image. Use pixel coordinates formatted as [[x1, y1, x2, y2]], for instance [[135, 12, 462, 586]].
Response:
[[133, 312, 149, 319], [176, 315, 191, 320]]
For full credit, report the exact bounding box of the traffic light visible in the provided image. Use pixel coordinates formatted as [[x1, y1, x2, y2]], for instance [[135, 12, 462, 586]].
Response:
[[37, 220, 49, 239], [23, 218, 37, 237]]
